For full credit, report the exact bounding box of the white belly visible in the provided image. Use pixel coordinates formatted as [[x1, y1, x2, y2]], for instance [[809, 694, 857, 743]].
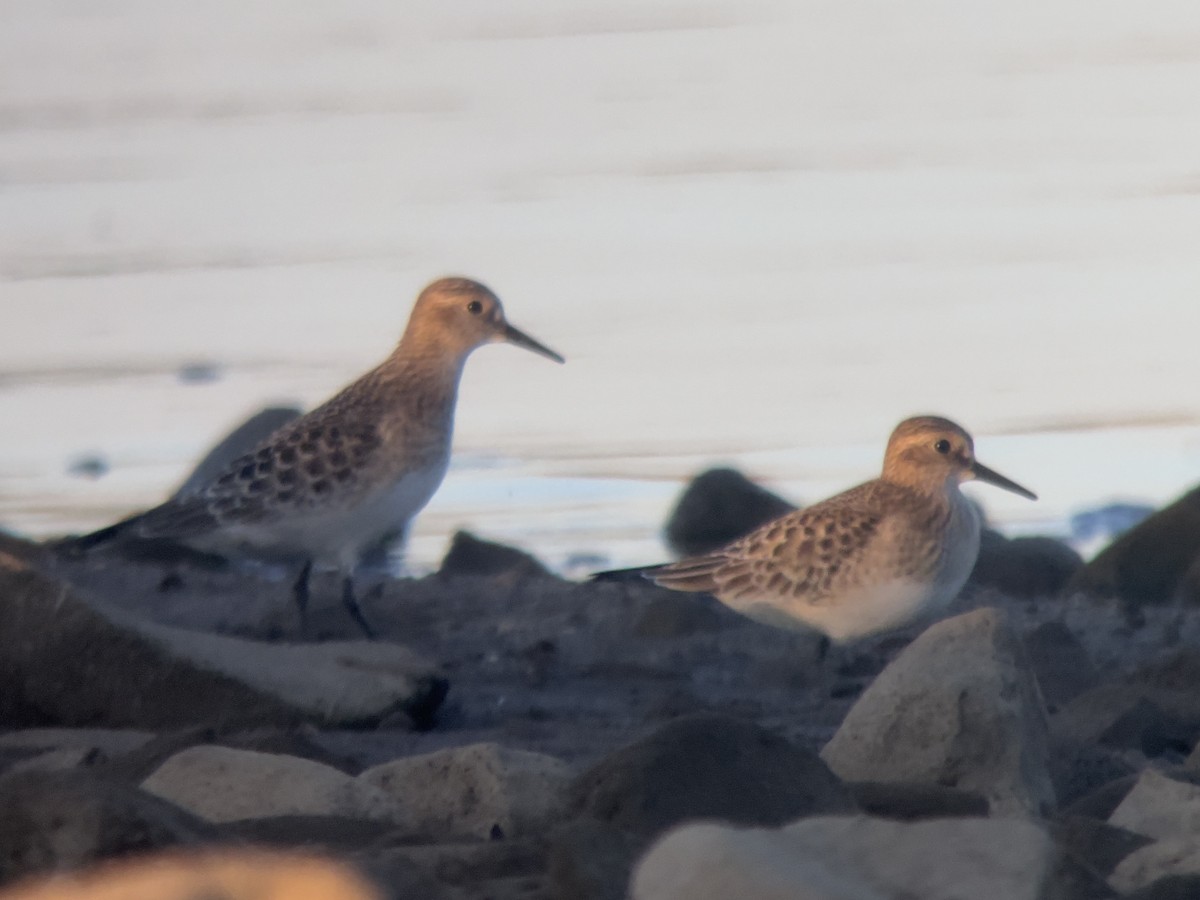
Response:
[[206, 458, 449, 570]]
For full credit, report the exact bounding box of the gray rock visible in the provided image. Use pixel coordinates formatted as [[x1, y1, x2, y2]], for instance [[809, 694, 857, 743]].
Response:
[[109, 607, 448, 728], [821, 607, 1055, 816], [0, 554, 300, 729], [1050, 743, 1138, 813], [0, 770, 212, 884], [844, 780, 988, 820], [0, 729, 155, 758], [141, 745, 403, 824], [663, 468, 797, 557], [1127, 875, 1200, 900], [5, 747, 107, 776], [1110, 838, 1200, 895], [1064, 773, 1141, 821], [1051, 682, 1195, 759], [631, 592, 731, 638], [1023, 621, 1100, 710], [1051, 815, 1153, 879], [438, 530, 550, 578], [1109, 769, 1200, 841], [359, 742, 572, 840], [568, 713, 855, 838], [631, 816, 1056, 900], [1069, 486, 1200, 608], [970, 532, 1083, 598], [364, 839, 544, 895], [548, 818, 643, 900]]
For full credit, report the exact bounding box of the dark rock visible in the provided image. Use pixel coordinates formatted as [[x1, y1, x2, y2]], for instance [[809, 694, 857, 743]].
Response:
[[1174, 555, 1200, 606], [1069, 486, 1200, 608], [439, 531, 550, 578], [1127, 875, 1200, 900], [630, 593, 730, 638], [566, 713, 854, 839], [1048, 851, 1120, 900], [971, 532, 1084, 598], [663, 468, 796, 557], [1064, 774, 1140, 820], [220, 815, 395, 850], [368, 839, 545, 890], [1052, 682, 1198, 759], [846, 780, 988, 820], [547, 818, 642, 900], [0, 557, 297, 729], [1101, 699, 1193, 758], [1023, 621, 1101, 710], [1051, 815, 1154, 878], [0, 770, 213, 885], [1049, 742, 1138, 811], [0, 553, 445, 730]]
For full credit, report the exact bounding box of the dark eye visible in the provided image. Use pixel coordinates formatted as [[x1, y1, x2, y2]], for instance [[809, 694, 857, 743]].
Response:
[[934, 439, 951, 455], [467, 300, 483, 316]]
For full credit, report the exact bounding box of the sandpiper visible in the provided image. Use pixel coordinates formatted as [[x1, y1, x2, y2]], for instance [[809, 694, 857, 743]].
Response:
[[597, 416, 1035, 644], [69, 277, 564, 637]]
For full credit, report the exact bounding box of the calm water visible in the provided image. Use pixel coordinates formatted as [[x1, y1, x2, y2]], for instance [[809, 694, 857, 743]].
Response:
[[4, 1, 1200, 571]]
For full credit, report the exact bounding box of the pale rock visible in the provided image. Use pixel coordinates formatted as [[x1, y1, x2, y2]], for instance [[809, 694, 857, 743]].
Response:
[[141, 745, 402, 824], [360, 742, 571, 840], [1110, 837, 1200, 895], [631, 816, 1055, 900], [1108, 769, 1200, 840], [821, 607, 1054, 816]]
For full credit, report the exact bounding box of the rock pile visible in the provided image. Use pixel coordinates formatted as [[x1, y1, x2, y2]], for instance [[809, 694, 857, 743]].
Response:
[[5, 471, 1200, 898]]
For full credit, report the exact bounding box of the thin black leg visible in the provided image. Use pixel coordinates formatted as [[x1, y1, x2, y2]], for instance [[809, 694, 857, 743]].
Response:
[[342, 575, 377, 640], [293, 560, 313, 637]]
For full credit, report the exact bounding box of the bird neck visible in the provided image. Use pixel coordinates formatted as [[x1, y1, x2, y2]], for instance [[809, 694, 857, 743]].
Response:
[[880, 465, 958, 507], [374, 343, 469, 426]]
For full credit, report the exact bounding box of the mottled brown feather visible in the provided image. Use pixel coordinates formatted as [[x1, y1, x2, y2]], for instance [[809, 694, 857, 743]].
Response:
[[650, 479, 950, 607]]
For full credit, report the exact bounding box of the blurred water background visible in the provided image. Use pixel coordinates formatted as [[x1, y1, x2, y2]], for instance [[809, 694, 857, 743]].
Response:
[[3, 0, 1200, 573]]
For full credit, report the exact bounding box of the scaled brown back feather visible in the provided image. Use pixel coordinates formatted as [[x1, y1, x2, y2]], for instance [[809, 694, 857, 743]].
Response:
[[649, 480, 948, 606]]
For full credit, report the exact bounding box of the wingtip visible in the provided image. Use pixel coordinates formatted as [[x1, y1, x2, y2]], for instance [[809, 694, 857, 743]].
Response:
[[590, 564, 663, 583]]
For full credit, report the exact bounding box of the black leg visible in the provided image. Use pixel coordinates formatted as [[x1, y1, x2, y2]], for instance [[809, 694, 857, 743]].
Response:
[[293, 560, 313, 637], [342, 575, 377, 640]]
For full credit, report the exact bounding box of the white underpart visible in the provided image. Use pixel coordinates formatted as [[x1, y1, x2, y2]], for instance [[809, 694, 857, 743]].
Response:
[[201, 454, 450, 573]]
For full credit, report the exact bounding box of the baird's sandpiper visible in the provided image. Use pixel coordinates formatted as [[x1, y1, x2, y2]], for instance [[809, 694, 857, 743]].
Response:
[[69, 277, 564, 637], [597, 416, 1035, 645]]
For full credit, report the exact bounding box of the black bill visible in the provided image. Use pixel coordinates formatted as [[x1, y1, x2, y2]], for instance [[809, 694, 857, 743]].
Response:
[[971, 460, 1037, 501], [504, 323, 565, 364]]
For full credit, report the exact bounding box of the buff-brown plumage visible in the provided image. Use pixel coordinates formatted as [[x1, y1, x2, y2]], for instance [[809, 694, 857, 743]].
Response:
[[608, 415, 1036, 644], [68, 276, 564, 637]]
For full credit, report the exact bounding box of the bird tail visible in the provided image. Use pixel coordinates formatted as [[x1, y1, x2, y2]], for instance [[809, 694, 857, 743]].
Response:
[[52, 513, 143, 556], [591, 557, 723, 594], [589, 563, 666, 583], [644, 555, 724, 593]]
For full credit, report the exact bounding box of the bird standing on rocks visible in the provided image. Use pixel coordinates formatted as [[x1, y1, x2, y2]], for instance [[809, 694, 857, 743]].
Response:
[[596, 416, 1035, 645], [66, 277, 564, 638]]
